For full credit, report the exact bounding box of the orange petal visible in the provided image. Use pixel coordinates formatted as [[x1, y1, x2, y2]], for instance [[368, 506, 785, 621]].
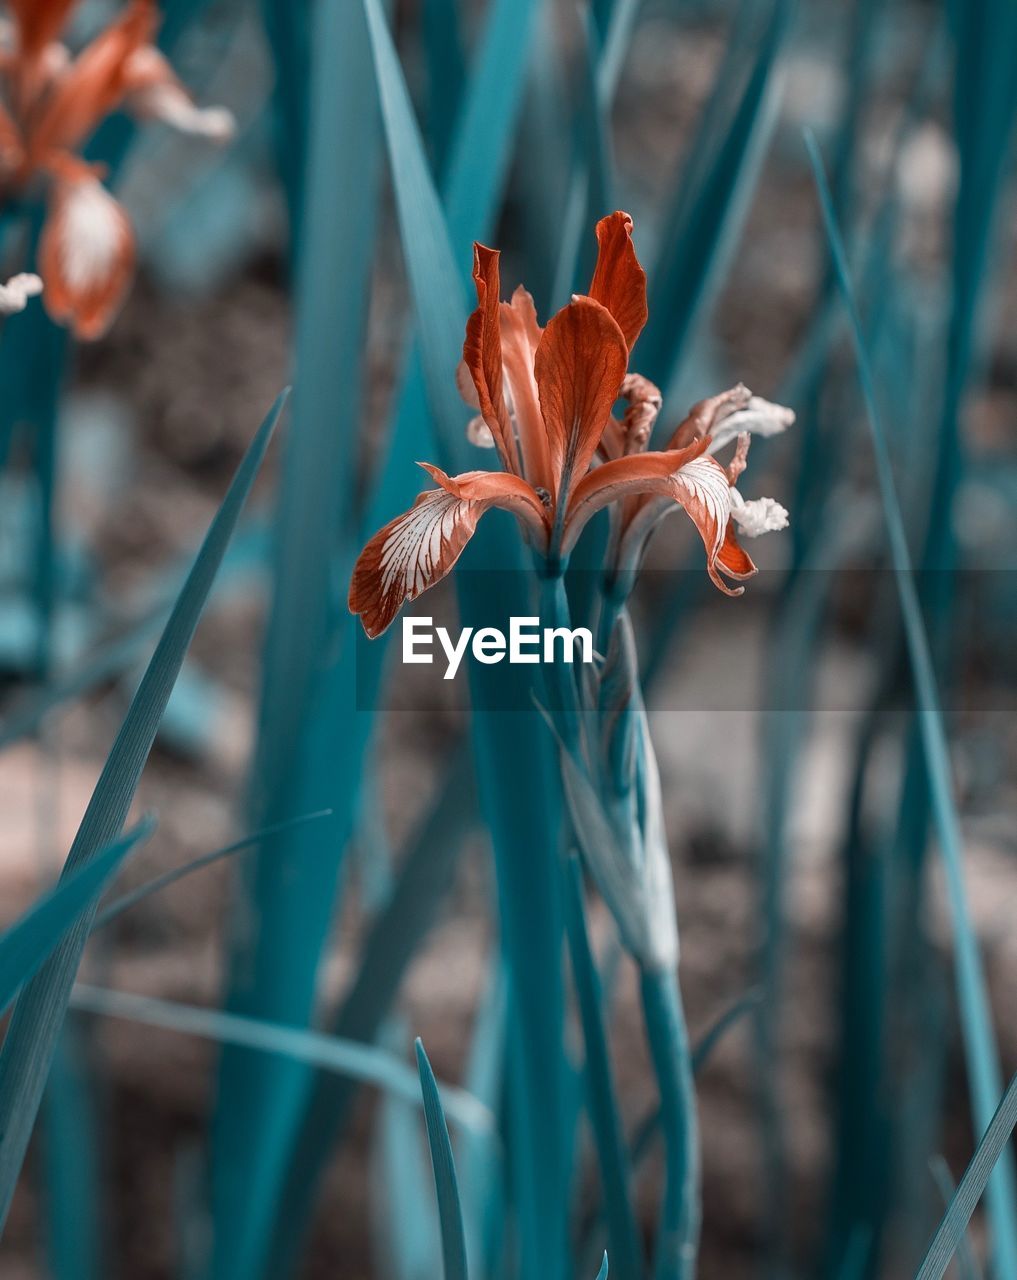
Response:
[[587, 211, 647, 352], [498, 286, 552, 491], [28, 0, 158, 159], [666, 383, 751, 450], [562, 439, 710, 549], [419, 461, 550, 534], [717, 522, 756, 580], [564, 444, 755, 594], [462, 244, 519, 473], [39, 178, 136, 340], [8, 0, 77, 56], [534, 296, 628, 503], [661, 453, 752, 595]]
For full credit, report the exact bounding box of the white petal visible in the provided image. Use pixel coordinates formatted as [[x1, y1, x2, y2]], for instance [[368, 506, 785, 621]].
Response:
[[0, 272, 43, 315], [730, 489, 789, 537], [137, 83, 236, 139], [466, 415, 495, 448], [708, 395, 796, 454]]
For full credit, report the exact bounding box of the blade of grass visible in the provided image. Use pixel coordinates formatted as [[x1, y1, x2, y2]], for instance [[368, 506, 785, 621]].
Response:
[[370, 1022, 441, 1280], [259, 0, 311, 248], [360, 7, 569, 1280], [916, 1076, 1017, 1280], [807, 129, 1017, 1280], [641, 0, 792, 404], [640, 968, 700, 1280], [91, 810, 331, 930], [210, 0, 381, 1270], [263, 747, 476, 1275], [416, 1039, 469, 1280], [40, 1025, 100, 1280], [0, 820, 154, 1014], [68, 987, 494, 1137], [424, 0, 467, 178], [0, 391, 284, 1234], [564, 856, 644, 1280], [929, 1156, 983, 1280]]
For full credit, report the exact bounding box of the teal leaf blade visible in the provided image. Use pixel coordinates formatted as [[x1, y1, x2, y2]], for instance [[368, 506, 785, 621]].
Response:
[[916, 1076, 1017, 1280], [806, 128, 1017, 1280], [91, 810, 331, 931], [67, 987, 494, 1137], [0, 819, 154, 1014], [416, 1038, 469, 1280], [210, 0, 381, 1270], [564, 857, 644, 1280], [0, 390, 285, 1234]]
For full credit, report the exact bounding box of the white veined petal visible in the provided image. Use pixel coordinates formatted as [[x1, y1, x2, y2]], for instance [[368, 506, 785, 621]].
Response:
[[672, 454, 734, 559]]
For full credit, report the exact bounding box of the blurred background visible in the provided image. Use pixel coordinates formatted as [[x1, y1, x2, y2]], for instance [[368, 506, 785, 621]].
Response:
[[0, 0, 1015, 1277]]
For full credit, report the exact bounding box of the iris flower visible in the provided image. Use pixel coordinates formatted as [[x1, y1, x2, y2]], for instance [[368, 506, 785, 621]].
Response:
[[0, 0, 234, 338], [350, 212, 792, 638]]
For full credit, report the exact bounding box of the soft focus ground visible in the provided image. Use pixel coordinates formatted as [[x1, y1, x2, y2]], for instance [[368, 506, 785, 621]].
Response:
[[1, 5, 1015, 1278]]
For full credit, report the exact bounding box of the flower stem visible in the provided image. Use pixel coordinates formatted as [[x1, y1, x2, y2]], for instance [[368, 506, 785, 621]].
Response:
[[640, 965, 701, 1280]]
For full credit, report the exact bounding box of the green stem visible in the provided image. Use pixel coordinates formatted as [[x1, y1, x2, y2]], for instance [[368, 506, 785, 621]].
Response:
[[640, 966, 700, 1280]]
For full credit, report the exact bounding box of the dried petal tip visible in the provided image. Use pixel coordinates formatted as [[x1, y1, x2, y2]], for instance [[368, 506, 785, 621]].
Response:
[[708, 395, 796, 454], [730, 490, 789, 537], [144, 89, 235, 139], [0, 272, 43, 314]]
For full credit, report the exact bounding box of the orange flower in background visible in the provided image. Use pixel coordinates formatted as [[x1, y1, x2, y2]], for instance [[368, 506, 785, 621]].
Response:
[[349, 212, 794, 639], [0, 0, 234, 339]]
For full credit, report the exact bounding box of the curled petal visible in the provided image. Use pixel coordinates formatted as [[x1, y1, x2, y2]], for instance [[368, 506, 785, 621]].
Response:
[[599, 371, 663, 461], [587, 211, 648, 352], [706, 394, 796, 455], [563, 444, 756, 594], [0, 271, 43, 314], [350, 465, 550, 637], [122, 46, 235, 139], [462, 244, 519, 473], [535, 296, 628, 501], [661, 455, 755, 594], [39, 178, 136, 339], [666, 383, 752, 450]]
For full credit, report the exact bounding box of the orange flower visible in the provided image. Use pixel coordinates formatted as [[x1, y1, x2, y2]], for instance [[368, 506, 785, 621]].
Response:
[[0, 0, 234, 339], [350, 212, 792, 638]]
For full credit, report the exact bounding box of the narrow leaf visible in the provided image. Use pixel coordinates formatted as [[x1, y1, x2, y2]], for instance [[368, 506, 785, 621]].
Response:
[[0, 820, 154, 1013], [807, 129, 1017, 1278], [92, 810, 331, 930], [916, 1076, 1017, 1280], [564, 857, 644, 1280], [0, 391, 285, 1233], [67, 986, 494, 1137], [416, 1038, 469, 1280]]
